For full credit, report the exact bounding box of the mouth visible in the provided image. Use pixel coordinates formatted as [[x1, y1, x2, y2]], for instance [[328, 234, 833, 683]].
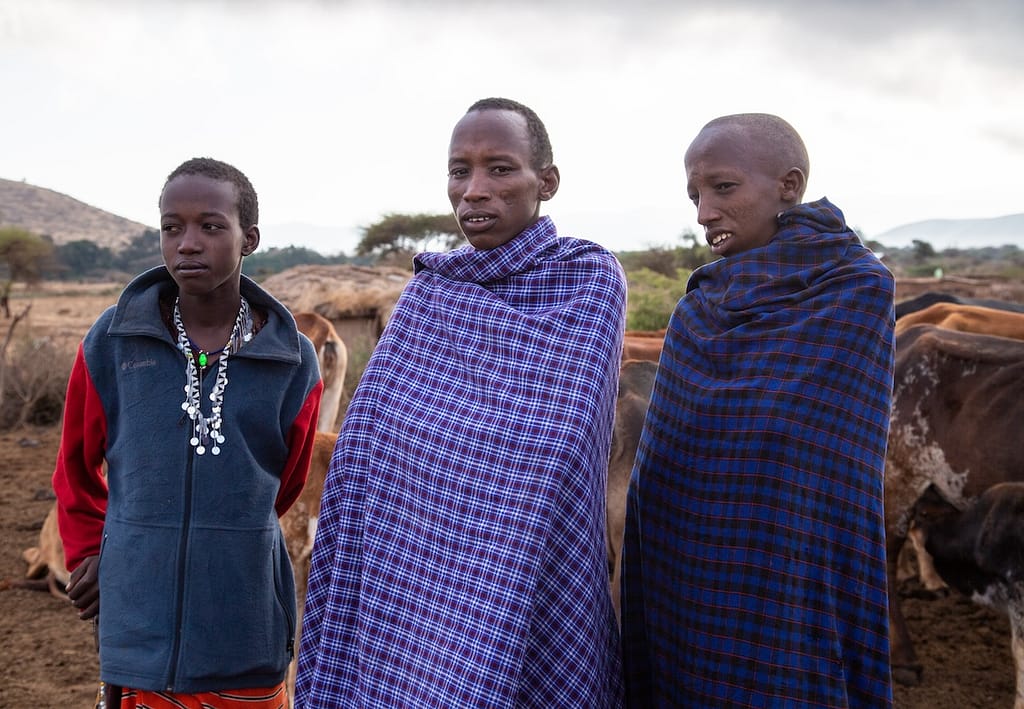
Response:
[[175, 262, 208, 275], [460, 212, 497, 232], [707, 231, 733, 251]]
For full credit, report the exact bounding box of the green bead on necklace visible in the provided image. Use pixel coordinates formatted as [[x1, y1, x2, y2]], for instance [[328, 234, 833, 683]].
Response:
[[189, 342, 225, 369]]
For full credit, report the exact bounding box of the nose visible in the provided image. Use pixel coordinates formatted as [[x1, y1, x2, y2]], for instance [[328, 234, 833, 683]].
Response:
[[178, 224, 202, 253], [694, 195, 719, 227], [462, 170, 491, 203]]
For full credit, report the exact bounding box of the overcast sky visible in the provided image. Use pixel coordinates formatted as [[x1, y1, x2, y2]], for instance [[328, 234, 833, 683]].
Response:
[[1, 0, 1021, 254]]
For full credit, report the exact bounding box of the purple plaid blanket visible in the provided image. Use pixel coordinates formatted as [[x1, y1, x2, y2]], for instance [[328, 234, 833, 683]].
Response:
[[621, 199, 895, 708], [296, 216, 626, 708]]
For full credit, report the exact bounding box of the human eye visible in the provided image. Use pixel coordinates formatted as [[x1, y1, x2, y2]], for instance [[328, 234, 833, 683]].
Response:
[[203, 222, 224, 232], [491, 165, 515, 176], [447, 165, 468, 178], [161, 222, 181, 235], [687, 192, 699, 206], [715, 181, 737, 193]]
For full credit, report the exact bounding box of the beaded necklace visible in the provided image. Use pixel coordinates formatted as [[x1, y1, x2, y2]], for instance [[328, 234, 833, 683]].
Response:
[[172, 296, 253, 455]]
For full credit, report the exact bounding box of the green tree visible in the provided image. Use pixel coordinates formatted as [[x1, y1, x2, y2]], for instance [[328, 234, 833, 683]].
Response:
[[676, 229, 717, 271], [113, 229, 163, 276], [0, 227, 54, 316], [912, 239, 936, 261], [616, 229, 715, 277], [356, 212, 463, 258], [244, 246, 336, 279], [55, 239, 112, 278]]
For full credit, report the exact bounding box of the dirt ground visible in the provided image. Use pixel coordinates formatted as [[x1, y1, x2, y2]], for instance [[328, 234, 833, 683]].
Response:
[[0, 282, 1021, 708]]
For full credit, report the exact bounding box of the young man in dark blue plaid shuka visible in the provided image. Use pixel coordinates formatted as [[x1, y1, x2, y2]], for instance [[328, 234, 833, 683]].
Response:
[[621, 114, 896, 709]]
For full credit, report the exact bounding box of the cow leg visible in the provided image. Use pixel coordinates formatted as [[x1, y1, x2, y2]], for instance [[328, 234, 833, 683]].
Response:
[[908, 525, 950, 593], [887, 528, 923, 685], [1010, 598, 1024, 709]]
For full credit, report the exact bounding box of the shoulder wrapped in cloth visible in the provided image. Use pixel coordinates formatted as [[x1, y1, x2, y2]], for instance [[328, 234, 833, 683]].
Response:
[[622, 199, 895, 708], [297, 216, 627, 708]]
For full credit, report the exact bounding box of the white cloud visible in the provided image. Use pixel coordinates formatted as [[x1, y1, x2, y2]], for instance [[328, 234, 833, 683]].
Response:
[[1, 0, 1020, 255]]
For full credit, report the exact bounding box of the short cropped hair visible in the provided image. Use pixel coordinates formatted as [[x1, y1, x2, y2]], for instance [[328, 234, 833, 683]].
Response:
[[467, 97, 553, 171], [703, 113, 810, 184], [161, 157, 259, 230]]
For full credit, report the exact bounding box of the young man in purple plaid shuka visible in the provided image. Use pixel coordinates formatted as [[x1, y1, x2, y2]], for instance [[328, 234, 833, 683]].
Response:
[[621, 114, 896, 708], [295, 98, 626, 708]]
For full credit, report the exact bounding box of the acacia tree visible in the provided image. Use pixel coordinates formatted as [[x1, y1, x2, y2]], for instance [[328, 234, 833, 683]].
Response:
[[356, 212, 463, 259], [0, 227, 54, 317]]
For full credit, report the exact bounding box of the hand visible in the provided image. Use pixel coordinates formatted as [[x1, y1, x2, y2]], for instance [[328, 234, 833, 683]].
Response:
[[66, 554, 100, 620]]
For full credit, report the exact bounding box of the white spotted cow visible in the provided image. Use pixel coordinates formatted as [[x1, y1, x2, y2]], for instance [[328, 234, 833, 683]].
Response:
[[885, 324, 1024, 688]]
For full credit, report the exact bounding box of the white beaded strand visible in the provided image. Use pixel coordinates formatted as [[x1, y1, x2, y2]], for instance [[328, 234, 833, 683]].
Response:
[[173, 297, 251, 456]]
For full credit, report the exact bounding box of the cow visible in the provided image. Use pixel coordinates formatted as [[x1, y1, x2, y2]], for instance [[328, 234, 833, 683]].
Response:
[[294, 312, 348, 433], [0, 503, 69, 599], [622, 329, 665, 363], [896, 291, 1024, 319], [894, 303, 1024, 591], [281, 429, 336, 700], [884, 323, 1024, 686], [895, 302, 1024, 340], [910, 482, 1024, 709], [280, 430, 336, 604], [606, 359, 657, 620]]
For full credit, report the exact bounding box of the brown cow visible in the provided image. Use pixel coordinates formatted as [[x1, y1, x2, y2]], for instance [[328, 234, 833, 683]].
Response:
[[622, 329, 665, 363], [0, 503, 69, 599], [885, 324, 1024, 687], [606, 359, 657, 620], [294, 312, 348, 433], [281, 429, 336, 700], [895, 302, 1024, 340], [895, 291, 1024, 320], [280, 430, 336, 604], [893, 303, 1024, 592], [909, 483, 1024, 708]]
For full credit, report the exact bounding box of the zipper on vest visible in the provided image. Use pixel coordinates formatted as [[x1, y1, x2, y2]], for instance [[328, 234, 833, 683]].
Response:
[[164, 443, 196, 691]]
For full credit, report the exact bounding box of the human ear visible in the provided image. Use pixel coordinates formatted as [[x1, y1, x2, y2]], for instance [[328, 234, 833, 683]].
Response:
[[241, 226, 260, 256], [780, 167, 806, 204], [538, 165, 560, 202]]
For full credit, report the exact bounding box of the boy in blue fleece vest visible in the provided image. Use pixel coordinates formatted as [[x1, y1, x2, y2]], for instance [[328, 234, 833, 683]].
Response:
[[54, 158, 323, 707]]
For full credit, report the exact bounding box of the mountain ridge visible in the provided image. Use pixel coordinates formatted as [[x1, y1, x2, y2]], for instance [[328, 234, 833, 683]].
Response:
[[873, 212, 1023, 250], [0, 177, 152, 251], [2, 177, 1020, 253]]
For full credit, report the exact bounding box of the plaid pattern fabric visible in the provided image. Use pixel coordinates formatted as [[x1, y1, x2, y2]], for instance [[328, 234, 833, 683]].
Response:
[[621, 199, 895, 708], [296, 216, 626, 708]]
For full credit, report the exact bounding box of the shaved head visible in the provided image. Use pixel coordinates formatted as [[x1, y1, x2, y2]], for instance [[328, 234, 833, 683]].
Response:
[[693, 114, 809, 200], [684, 113, 811, 255]]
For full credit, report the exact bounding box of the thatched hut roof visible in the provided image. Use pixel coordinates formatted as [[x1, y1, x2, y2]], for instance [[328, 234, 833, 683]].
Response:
[[260, 264, 410, 323]]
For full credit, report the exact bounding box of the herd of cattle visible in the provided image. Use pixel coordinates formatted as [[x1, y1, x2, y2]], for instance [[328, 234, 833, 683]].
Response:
[[5, 295, 1024, 705]]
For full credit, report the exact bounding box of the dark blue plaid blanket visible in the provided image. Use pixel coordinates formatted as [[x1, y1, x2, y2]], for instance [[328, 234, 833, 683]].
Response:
[[296, 216, 626, 708], [621, 199, 895, 708]]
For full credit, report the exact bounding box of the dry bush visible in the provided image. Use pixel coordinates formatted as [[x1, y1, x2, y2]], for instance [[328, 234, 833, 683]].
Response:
[[0, 332, 74, 429]]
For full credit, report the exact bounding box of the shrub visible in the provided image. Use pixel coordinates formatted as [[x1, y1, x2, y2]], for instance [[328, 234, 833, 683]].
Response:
[[626, 267, 690, 331], [0, 333, 73, 429]]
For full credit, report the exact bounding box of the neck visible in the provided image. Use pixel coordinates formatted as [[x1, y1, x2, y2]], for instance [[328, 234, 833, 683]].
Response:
[[176, 291, 243, 353]]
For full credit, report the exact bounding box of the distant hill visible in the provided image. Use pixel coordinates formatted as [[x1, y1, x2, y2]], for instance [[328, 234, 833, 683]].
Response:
[[0, 177, 153, 251], [874, 213, 1024, 250]]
